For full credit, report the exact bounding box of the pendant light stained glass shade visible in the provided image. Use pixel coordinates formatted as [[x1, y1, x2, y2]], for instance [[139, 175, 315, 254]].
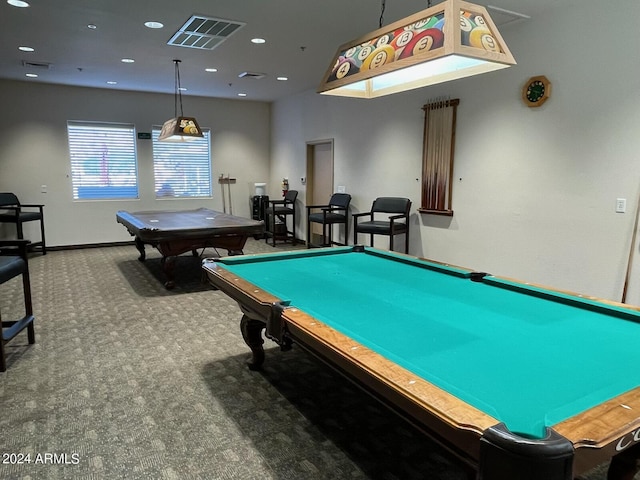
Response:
[[158, 116, 203, 142], [318, 0, 516, 99]]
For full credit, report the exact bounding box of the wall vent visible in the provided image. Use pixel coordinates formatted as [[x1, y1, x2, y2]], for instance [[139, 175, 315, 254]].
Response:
[[168, 15, 245, 50]]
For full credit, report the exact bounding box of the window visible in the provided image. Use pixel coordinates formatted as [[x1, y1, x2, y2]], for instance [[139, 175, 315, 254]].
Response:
[[152, 128, 212, 198], [68, 121, 139, 200]]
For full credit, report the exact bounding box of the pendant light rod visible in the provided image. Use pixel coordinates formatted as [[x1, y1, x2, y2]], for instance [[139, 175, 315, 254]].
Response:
[[173, 59, 184, 118], [379, 0, 386, 28]]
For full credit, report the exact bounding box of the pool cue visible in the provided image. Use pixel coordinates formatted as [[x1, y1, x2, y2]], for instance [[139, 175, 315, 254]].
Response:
[[622, 186, 640, 303], [227, 174, 233, 215], [219, 174, 226, 213]]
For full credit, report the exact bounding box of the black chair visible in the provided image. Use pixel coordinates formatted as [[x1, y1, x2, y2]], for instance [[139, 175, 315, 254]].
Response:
[[0, 193, 46, 255], [0, 240, 36, 372], [266, 190, 298, 246], [306, 193, 351, 248], [353, 197, 412, 253]]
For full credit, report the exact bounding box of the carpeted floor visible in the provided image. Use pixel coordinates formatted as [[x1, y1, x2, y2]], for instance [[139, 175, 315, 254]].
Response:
[[0, 239, 619, 479]]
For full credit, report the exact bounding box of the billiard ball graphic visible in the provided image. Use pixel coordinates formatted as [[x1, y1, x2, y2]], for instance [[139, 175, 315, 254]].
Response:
[[473, 14, 487, 28], [375, 32, 394, 48], [412, 16, 440, 32], [361, 44, 395, 70], [469, 28, 500, 52], [398, 28, 444, 60], [344, 46, 360, 59], [460, 14, 475, 45], [355, 44, 376, 67], [179, 119, 199, 134], [328, 57, 360, 81], [390, 29, 414, 59]]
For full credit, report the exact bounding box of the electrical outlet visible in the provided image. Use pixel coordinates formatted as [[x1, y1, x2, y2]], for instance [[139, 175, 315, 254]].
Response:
[[616, 198, 627, 213], [337, 185, 346, 193]]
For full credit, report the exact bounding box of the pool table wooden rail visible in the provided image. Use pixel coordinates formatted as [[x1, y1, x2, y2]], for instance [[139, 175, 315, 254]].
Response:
[[554, 386, 640, 473]]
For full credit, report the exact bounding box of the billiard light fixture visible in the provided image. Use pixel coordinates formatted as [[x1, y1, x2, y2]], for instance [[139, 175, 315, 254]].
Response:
[[158, 59, 204, 142], [318, 0, 516, 99]]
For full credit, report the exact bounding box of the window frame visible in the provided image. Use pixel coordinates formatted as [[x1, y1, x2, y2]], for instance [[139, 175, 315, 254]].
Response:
[[151, 127, 213, 199], [67, 121, 139, 201]]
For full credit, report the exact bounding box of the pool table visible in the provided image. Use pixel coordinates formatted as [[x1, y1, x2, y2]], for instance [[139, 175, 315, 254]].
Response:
[[202, 245, 640, 479], [116, 208, 263, 289]]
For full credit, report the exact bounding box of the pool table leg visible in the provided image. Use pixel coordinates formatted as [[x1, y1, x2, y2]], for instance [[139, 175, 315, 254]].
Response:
[[465, 466, 478, 480], [135, 237, 146, 261], [240, 314, 265, 370], [607, 444, 640, 480], [160, 256, 176, 290]]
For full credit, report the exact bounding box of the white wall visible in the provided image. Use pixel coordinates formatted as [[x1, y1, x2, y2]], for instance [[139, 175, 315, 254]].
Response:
[[0, 81, 271, 246], [1, 0, 639, 305], [270, 0, 640, 304]]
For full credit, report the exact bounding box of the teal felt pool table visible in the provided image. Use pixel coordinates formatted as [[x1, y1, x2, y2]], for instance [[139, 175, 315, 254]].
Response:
[[202, 245, 640, 480]]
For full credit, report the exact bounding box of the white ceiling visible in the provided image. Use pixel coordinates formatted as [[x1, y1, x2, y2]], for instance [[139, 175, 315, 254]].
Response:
[[0, 0, 556, 102]]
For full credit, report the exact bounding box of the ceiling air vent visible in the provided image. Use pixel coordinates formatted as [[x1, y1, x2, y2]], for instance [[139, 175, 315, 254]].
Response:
[[22, 60, 52, 69], [168, 15, 245, 50], [238, 72, 266, 80]]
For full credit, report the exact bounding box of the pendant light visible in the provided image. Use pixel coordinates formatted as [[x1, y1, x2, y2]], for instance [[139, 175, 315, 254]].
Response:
[[158, 59, 204, 142]]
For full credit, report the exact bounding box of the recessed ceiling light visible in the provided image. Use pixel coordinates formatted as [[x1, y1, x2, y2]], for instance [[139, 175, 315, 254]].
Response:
[[25, 73, 38, 78], [238, 93, 247, 97], [7, 0, 30, 7], [144, 21, 164, 29], [106, 81, 117, 85], [121, 58, 135, 63], [205, 68, 218, 73], [251, 38, 266, 44], [277, 76, 288, 81], [178, 87, 187, 91], [18, 46, 35, 52], [87, 24, 97, 30]]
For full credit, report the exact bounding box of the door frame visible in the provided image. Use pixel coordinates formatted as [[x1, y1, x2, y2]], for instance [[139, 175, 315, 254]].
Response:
[[306, 139, 335, 245], [305, 138, 334, 206]]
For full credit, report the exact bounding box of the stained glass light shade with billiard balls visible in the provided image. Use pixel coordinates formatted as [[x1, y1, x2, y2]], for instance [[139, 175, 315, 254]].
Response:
[[318, 0, 516, 99]]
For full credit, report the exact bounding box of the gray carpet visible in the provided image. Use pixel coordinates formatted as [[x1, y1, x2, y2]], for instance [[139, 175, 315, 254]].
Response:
[[0, 240, 616, 479]]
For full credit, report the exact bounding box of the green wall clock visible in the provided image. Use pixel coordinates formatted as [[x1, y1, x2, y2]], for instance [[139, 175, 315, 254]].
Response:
[[522, 75, 551, 107]]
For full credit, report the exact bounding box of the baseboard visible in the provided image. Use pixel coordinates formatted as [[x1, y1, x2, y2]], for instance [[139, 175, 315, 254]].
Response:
[[46, 241, 135, 251]]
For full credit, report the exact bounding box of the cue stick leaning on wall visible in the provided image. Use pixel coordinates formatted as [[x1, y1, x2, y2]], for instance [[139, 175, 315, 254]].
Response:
[[219, 174, 227, 213], [622, 184, 640, 303], [227, 174, 233, 215]]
